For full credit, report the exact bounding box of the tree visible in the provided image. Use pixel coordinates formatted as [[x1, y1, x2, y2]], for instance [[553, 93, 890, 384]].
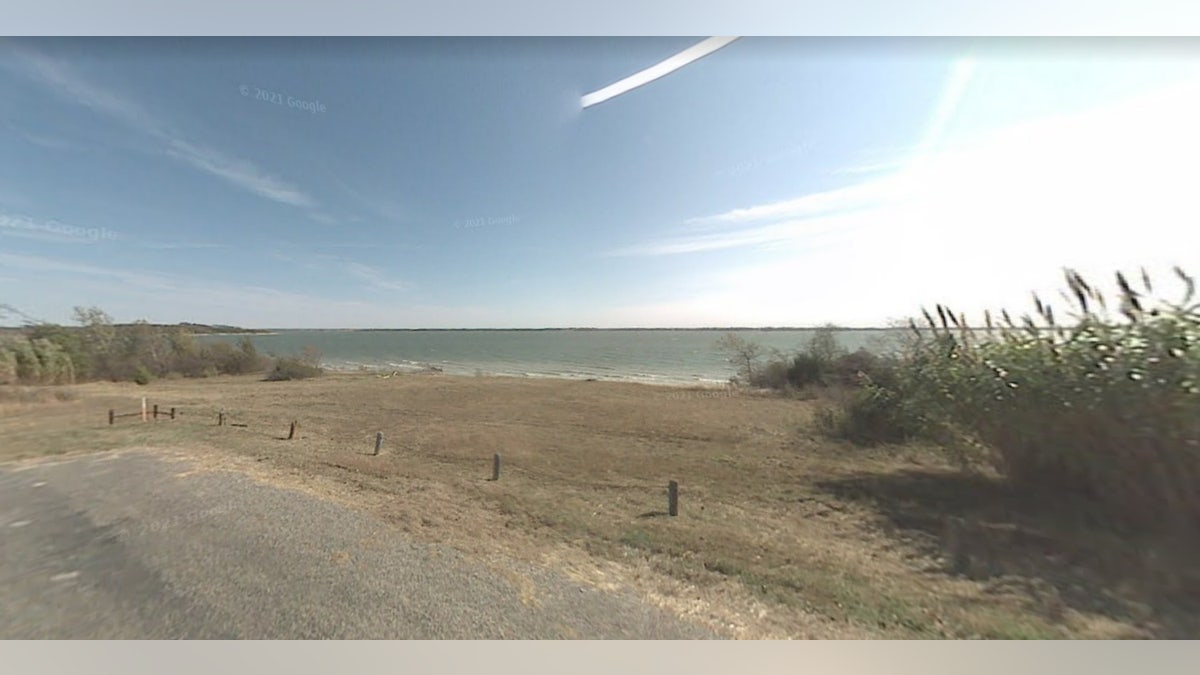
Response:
[[716, 332, 764, 384], [806, 323, 846, 364], [72, 306, 117, 378]]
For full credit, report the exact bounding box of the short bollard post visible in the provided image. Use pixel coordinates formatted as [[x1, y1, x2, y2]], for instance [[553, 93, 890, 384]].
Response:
[[153, 404, 159, 420], [108, 409, 115, 425], [492, 453, 501, 481], [374, 431, 384, 456], [170, 407, 176, 420], [141, 397, 147, 422], [944, 516, 969, 574], [668, 480, 679, 517], [288, 421, 298, 440], [218, 411, 225, 426]]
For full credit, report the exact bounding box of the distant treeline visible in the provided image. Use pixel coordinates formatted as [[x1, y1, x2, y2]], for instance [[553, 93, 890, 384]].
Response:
[[148, 322, 269, 334], [0, 321, 266, 336], [352, 326, 899, 332]]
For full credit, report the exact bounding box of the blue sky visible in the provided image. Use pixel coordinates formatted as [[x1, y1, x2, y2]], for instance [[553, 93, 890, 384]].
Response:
[[2, 38, 1200, 328]]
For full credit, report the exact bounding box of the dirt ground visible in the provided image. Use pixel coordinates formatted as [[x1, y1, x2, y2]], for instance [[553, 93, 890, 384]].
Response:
[[3, 372, 1197, 639]]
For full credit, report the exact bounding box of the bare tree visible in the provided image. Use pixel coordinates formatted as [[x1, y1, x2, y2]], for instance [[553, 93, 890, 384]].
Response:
[[716, 332, 763, 385]]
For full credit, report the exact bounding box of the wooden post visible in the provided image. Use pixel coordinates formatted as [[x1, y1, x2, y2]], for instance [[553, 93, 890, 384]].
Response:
[[108, 409, 115, 425], [141, 397, 147, 422], [153, 404, 159, 420], [944, 516, 969, 574], [218, 411, 225, 426], [668, 480, 679, 517], [492, 453, 501, 481], [288, 421, 298, 440], [374, 431, 384, 456], [170, 407, 176, 420]]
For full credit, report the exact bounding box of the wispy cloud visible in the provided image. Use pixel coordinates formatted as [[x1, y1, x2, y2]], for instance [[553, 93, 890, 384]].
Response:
[[0, 251, 174, 289], [17, 130, 75, 151], [829, 157, 909, 177], [333, 179, 407, 226], [4, 47, 159, 130], [343, 261, 411, 292], [134, 241, 230, 251], [164, 139, 316, 209], [0, 251, 372, 323], [918, 55, 978, 160], [608, 173, 908, 257], [0, 252, 471, 328], [606, 213, 861, 257], [307, 212, 342, 226], [272, 251, 411, 293], [3, 44, 318, 211], [685, 177, 905, 229]]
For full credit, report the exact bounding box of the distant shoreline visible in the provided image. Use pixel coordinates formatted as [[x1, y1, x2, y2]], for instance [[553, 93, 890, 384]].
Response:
[[229, 326, 907, 333]]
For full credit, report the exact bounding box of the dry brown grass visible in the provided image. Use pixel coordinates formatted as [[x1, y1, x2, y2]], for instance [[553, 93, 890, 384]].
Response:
[[1, 373, 1194, 639]]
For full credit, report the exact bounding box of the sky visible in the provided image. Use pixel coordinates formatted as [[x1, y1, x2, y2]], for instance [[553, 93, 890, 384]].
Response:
[[2, 37, 1200, 329]]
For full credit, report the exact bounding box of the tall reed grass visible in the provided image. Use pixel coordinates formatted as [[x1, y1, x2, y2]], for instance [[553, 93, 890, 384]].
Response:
[[849, 267, 1200, 531]]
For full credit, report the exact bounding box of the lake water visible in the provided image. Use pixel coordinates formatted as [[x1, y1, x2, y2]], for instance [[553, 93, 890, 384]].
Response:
[[200, 329, 909, 386]]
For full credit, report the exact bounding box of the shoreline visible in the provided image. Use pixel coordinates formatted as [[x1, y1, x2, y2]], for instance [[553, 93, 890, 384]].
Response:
[[320, 360, 736, 389]]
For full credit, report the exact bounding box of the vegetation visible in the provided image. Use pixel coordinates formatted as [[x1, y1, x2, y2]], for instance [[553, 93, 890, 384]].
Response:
[[0, 306, 313, 385], [812, 267, 1200, 534], [264, 346, 324, 381], [718, 324, 899, 394]]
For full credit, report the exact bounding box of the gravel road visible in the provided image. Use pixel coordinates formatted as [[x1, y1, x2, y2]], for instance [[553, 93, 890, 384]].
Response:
[[0, 450, 720, 639]]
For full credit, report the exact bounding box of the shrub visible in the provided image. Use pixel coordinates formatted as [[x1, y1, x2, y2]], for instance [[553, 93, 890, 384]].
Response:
[[11, 339, 43, 383], [786, 352, 826, 388], [828, 348, 888, 387], [265, 346, 324, 381], [27, 323, 89, 379], [735, 326, 899, 392], [0, 345, 17, 385], [815, 380, 926, 446], [750, 354, 791, 390], [133, 365, 154, 386]]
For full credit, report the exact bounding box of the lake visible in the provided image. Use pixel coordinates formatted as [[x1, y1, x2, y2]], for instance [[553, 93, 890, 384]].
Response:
[[200, 329, 910, 386]]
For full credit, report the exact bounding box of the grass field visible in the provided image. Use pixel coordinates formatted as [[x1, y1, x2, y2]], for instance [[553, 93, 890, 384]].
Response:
[[2, 372, 1195, 639]]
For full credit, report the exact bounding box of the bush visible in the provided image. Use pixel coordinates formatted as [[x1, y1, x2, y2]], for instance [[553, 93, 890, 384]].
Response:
[[734, 326, 899, 393], [265, 346, 324, 381], [133, 365, 154, 385], [202, 337, 271, 375], [0, 345, 17, 385], [31, 338, 75, 384], [815, 381, 925, 446], [751, 357, 792, 390], [786, 352, 825, 388], [11, 339, 43, 383]]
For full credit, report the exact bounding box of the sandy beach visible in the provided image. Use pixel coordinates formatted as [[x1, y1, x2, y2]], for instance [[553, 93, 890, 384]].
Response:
[[1, 372, 1190, 639]]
